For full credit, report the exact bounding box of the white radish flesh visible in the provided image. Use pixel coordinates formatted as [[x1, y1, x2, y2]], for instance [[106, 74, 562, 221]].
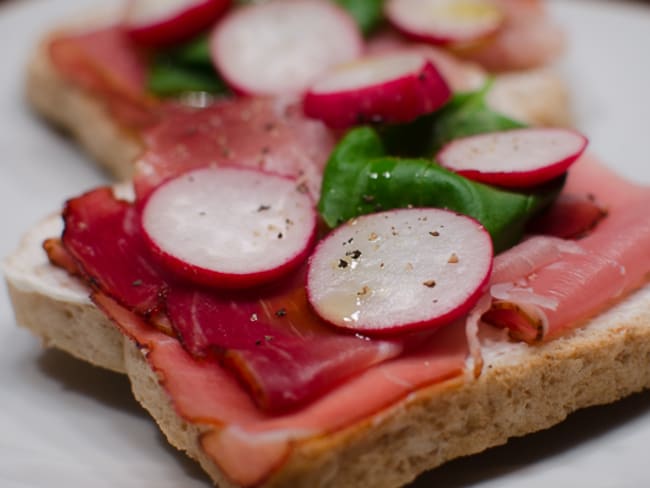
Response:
[[307, 208, 493, 335], [437, 128, 588, 188], [210, 0, 363, 96], [125, 0, 230, 46], [303, 51, 451, 128], [385, 0, 504, 46], [141, 167, 317, 288]]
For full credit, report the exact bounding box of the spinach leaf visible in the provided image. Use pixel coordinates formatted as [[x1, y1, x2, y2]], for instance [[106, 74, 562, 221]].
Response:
[[147, 59, 229, 97], [334, 0, 385, 35], [319, 127, 564, 252], [165, 35, 213, 67], [381, 81, 527, 157], [146, 35, 230, 97]]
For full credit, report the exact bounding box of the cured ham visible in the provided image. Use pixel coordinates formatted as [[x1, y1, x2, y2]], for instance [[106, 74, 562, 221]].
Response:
[[526, 193, 607, 239], [166, 284, 403, 411], [49, 26, 160, 130], [50, 26, 147, 97], [135, 97, 336, 199], [483, 156, 650, 341], [62, 187, 404, 411], [62, 188, 167, 315], [93, 292, 467, 486]]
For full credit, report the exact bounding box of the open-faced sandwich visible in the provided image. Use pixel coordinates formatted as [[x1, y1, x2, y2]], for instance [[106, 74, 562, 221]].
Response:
[[4, 0, 650, 487]]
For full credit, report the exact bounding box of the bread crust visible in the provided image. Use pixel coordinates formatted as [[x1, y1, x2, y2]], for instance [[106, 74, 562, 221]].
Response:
[[5, 217, 650, 487]]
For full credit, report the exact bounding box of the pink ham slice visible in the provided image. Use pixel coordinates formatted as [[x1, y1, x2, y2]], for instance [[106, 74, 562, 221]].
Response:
[[50, 26, 147, 97], [135, 97, 336, 200], [62, 187, 403, 411], [483, 155, 650, 341], [93, 292, 467, 487], [49, 26, 160, 130]]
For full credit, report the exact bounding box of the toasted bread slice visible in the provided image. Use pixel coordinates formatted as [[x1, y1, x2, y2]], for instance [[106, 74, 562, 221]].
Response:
[[5, 215, 650, 488]]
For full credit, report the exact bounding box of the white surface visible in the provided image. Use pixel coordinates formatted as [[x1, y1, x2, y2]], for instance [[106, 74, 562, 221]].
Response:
[[0, 1, 649, 487]]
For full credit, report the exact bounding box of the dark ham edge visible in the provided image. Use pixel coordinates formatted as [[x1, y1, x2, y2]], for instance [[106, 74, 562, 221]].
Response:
[[61, 187, 168, 316], [526, 192, 607, 239]]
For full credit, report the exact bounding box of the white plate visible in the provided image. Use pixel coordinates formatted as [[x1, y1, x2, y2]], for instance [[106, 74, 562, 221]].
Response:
[[0, 1, 649, 487]]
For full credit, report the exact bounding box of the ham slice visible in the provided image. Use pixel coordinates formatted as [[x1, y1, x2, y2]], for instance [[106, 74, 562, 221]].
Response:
[[62, 187, 404, 411], [93, 292, 467, 486], [483, 156, 650, 341], [135, 97, 336, 200], [49, 26, 160, 130], [166, 284, 403, 411], [526, 193, 607, 239], [62, 188, 167, 315]]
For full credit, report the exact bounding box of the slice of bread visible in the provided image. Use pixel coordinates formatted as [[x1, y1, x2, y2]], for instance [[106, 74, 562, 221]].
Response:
[[5, 215, 650, 487], [25, 27, 572, 183]]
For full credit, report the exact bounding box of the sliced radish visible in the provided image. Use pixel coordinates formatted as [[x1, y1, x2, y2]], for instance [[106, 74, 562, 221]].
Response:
[[210, 0, 363, 96], [307, 208, 493, 335], [141, 167, 317, 288], [125, 0, 231, 46], [437, 128, 589, 188], [303, 51, 451, 128], [385, 0, 504, 46]]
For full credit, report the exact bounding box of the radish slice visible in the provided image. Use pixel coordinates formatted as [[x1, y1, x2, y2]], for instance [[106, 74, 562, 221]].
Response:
[[307, 208, 493, 335], [385, 0, 504, 46], [436, 128, 589, 188], [125, 0, 231, 46], [303, 51, 451, 128], [211, 0, 363, 96], [141, 167, 317, 288]]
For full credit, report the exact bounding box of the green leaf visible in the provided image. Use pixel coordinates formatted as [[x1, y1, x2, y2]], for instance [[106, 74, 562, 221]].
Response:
[[334, 0, 385, 35], [381, 81, 528, 157], [146, 33, 230, 97], [167, 35, 212, 67], [147, 58, 229, 97], [318, 127, 564, 252]]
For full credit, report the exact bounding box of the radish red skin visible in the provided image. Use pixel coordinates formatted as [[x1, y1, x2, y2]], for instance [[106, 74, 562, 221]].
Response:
[[451, 154, 583, 188], [306, 208, 493, 336], [385, 0, 505, 47], [437, 128, 589, 188], [139, 167, 318, 290], [126, 0, 231, 47], [142, 227, 317, 290], [303, 59, 451, 129]]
